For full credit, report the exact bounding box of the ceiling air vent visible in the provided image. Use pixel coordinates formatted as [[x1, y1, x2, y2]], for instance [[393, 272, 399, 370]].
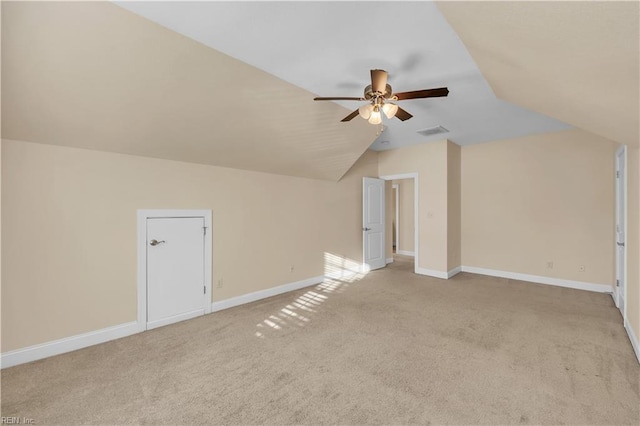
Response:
[[416, 125, 449, 137]]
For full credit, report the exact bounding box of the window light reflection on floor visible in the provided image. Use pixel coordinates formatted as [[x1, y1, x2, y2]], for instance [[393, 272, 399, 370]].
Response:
[[254, 252, 369, 338]]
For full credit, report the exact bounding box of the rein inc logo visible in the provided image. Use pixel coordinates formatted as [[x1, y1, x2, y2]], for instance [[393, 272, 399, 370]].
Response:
[[1, 418, 34, 425]]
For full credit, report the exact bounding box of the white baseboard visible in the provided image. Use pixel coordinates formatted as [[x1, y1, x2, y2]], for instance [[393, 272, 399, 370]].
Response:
[[416, 267, 448, 279], [610, 291, 617, 306], [414, 266, 460, 280], [386, 257, 394, 264], [397, 250, 415, 257], [461, 266, 612, 293], [147, 309, 204, 330], [448, 266, 462, 278], [1, 266, 622, 369], [1, 321, 141, 369], [624, 319, 640, 364], [211, 275, 325, 313], [1, 274, 331, 368]]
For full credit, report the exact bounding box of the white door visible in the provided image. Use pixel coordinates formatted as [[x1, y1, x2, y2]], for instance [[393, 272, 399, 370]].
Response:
[[363, 177, 386, 271], [147, 217, 207, 329], [615, 146, 626, 313]]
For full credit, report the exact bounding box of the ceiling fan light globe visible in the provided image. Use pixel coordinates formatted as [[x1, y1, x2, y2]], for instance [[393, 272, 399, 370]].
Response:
[[368, 110, 382, 125], [382, 103, 398, 119], [358, 104, 374, 120]]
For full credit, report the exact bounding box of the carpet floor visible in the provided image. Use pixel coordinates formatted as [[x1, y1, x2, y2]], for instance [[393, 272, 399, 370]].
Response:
[[1, 255, 639, 425]]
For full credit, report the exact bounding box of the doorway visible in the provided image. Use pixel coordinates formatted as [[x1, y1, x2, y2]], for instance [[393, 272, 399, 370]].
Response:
[[137, 210, 212, 330], [392, 183, 399, 253], [380, 173, 419, 274], [615, 146, 626, 317]]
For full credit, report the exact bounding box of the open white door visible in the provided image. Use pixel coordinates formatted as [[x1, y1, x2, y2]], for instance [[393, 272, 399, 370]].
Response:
[[615, 146, 626, 314], [363, 177, 386, 272]]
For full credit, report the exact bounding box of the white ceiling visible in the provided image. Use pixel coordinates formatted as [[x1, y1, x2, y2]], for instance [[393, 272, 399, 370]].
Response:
[[115, 1, 571, 151]]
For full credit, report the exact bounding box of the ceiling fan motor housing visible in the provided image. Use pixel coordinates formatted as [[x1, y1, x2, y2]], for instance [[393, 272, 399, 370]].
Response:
[[364, 84, 393, 100]]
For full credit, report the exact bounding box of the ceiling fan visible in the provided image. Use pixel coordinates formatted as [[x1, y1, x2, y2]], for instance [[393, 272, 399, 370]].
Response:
[[314, 69, 449, 124]]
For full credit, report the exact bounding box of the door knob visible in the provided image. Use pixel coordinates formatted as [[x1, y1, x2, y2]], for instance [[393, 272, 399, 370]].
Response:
[[363, 227, 372, 231], [150, 239, 166, 246], [617, 242, 625, 247]]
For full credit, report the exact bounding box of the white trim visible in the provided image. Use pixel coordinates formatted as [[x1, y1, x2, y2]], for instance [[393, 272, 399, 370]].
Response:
[[147, 309, 205, 330], [386, 257, 394, 264], [392, 183, 399, 250], [416, 267, 448, 279], [448, 266, 462, 278], [137, 209, 213, 330], [461, 266, 612, 293], [624, 319, 640, 364], [211, 275, 324, 313], [396, 250, 415, 257], [1, 321, 139, 369], [413, 266, 460, 279], [379, 173, 419, 275]]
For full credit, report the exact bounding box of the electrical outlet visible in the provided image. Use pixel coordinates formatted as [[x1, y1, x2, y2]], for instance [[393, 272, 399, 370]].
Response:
[[579, 265, 586, 272], [290, 265, 295, 273], [217, 278, 223, 288], [546, 261, 554, 269]]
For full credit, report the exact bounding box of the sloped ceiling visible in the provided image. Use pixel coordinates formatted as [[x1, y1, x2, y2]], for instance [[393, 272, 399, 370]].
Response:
[[437, 1, 640, 147], [8, 1, 623, 181], [1, 1, 378, 181], [115, 1, 570, 151]]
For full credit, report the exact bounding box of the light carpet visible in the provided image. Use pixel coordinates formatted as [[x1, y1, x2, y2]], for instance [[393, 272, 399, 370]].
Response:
[[1, 256, 639, 425]]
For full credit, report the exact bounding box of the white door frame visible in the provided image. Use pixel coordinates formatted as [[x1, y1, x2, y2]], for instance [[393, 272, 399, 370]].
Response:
[[393, 183, 399, 250], [137, 209, 212, 330], [615, 145, 627, 318], [380, 173, 419, 274]]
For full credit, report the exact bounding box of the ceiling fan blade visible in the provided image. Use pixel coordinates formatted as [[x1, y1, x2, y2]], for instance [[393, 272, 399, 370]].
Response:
[[394, 87, 449, 101], [394, 106, 413, 121], [314, 96, 365, 101], [371, 69, 388, 93], [341, 109, 360, 122]]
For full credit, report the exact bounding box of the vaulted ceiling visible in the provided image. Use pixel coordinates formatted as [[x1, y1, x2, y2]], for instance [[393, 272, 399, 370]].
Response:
[[2, 2, 638, 182], [114, 1, 571, 151], [1, 1, 378, 181], [437, 1, 639, 148]]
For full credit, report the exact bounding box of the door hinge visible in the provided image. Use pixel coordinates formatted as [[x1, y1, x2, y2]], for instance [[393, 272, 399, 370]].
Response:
[[203, 226, 207, 236], [204, 286, 206, 294], [616, 279, 620, 287], [616, 171, 620, 178]]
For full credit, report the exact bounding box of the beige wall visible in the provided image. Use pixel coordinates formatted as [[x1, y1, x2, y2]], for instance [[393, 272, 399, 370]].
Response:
[[447, 142, 461, 270], [392, 179, 415, 254], [0, 138, 2, 355], [379, 140, 450, 272], [1, 139, 378, 352], [627, 146, 639, 345], [4, 132, 634, 356], [462, 128, 616, 285]]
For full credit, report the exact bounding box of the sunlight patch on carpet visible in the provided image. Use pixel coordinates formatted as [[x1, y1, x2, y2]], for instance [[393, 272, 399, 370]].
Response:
[[255, 252, 367, 338]]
